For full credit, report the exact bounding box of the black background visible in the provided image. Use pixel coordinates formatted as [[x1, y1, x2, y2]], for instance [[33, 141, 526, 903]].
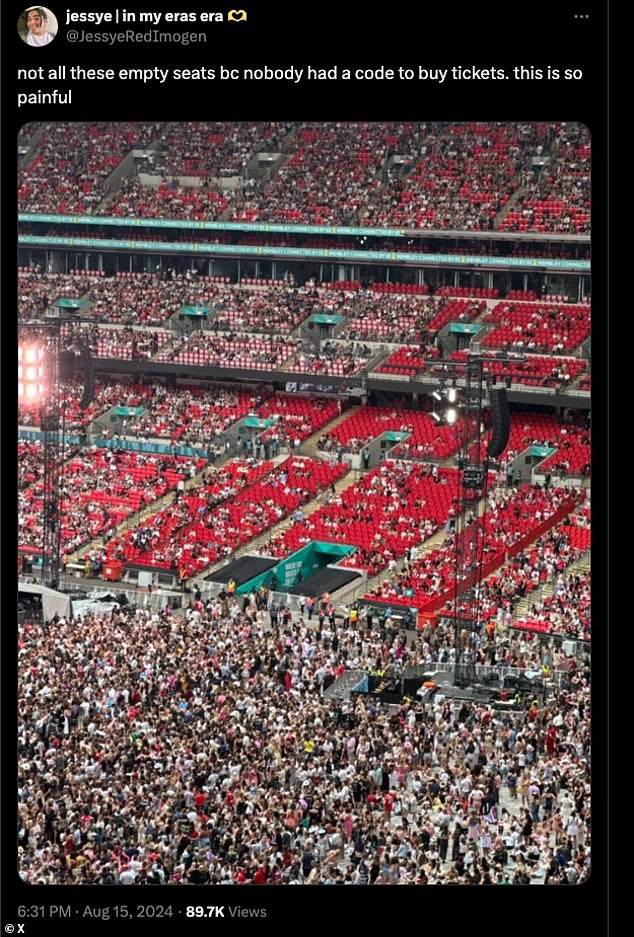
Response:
[[5, 1, 609, 931]]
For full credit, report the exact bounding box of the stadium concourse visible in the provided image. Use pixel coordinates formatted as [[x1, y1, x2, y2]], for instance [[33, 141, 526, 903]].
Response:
[[17, 122, 591, 885]]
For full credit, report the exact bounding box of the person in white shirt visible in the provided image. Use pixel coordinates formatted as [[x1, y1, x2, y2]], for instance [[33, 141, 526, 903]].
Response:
[[21, 7, 55, 45]]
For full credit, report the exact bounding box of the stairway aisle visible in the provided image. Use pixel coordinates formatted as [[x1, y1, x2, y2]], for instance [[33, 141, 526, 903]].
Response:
[[197, 462, 361, 583], [64, 450, 234, 566], [299, 405, 360, 459], [510, 548, 590, 620]]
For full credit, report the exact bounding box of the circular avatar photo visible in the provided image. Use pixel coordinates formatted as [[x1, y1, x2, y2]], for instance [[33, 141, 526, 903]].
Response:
[[18, 7, 58, 46]]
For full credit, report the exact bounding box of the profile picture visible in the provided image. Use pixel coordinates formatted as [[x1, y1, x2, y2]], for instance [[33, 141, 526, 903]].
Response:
[[18, 6, 58, 46]]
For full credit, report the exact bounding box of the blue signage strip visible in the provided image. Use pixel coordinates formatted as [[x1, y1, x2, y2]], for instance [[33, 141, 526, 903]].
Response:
[[18, 212, 446, 240], [18, 234, 591, 272], [114, 406, 145, 417], [93, 437, 209, 458], [18, 430, 81, 444], [18, 428, 208, 458], [17, 212, 591, 245]]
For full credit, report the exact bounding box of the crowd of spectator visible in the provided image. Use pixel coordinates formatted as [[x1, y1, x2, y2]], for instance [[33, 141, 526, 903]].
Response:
[[318, 406, 463, 461], [18, 270, 591, 394], [61, 323, 175, 361], [117, 385, 256, 446], [345, 293, 441, 344], [360, 122, 556, 231], [291, 341, 375, 377], [157, 332, 300, 370], [16, 390, 592, 890], [147, 122, 293, 179], [514, 569, 590, 643], [103, 457, 347, 578], [263, 461, 458, 575], [103, 457, 275, 575], [205, 283, 318, 335], [19, 270, 324, 332], [19, 378, 157, 434], [481, 299, 590, 355], [18, 122, 162, 214], [499, 126, 590, 234], [255, 395, 341, 448], [363, 481, 584, 614], [432, 351, 588, 390], [107, 177, 231, 222], [231, 122, 414, 226], [87, 271, 217, 326], [19, 446, 202, 557], [474, 510, 590, 640], [17, 592, 591, 885], [18, 270, 103, 322], [19, 121, 590, 234]]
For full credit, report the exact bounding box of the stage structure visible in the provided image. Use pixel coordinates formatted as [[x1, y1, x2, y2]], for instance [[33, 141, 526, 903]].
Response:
[[18, 317, 94, 589], [19, 325, 64, 588], [428, 353, 513, 687]]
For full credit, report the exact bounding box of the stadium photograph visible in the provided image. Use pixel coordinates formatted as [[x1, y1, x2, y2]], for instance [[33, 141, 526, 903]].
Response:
[[17, 121, 591, 886]]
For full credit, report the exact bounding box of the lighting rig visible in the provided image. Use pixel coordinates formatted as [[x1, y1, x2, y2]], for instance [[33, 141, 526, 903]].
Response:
[[18, 324, 64, 588], [427, 354, 516, 687], [18, 316, 94, 589]]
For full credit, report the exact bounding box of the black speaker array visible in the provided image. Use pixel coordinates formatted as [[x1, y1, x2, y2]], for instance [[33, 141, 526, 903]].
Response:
[[58, 350, 76, 381], [488, 388, 510, 458], [79, 345, 95, 411]]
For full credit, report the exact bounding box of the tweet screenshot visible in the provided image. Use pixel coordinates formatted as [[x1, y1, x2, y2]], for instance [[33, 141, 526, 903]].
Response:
[[7, 0, 607, 930]]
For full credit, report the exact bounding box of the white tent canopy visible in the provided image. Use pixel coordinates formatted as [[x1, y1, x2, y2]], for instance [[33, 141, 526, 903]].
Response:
[[18, 582, 72, 622]]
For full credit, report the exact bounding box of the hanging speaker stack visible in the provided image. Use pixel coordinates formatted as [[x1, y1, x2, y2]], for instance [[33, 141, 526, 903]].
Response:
[[79, 344, 95, 411], [58, 349, 76, 381], [488, 388, 510, 458]]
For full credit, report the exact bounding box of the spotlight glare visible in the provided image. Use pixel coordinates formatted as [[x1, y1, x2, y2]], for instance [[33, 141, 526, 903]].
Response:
[[18, 342, 47, 404], [445, 407, 458, 425], [432, 390, 442, 402], [447, 387, 458, 403]]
